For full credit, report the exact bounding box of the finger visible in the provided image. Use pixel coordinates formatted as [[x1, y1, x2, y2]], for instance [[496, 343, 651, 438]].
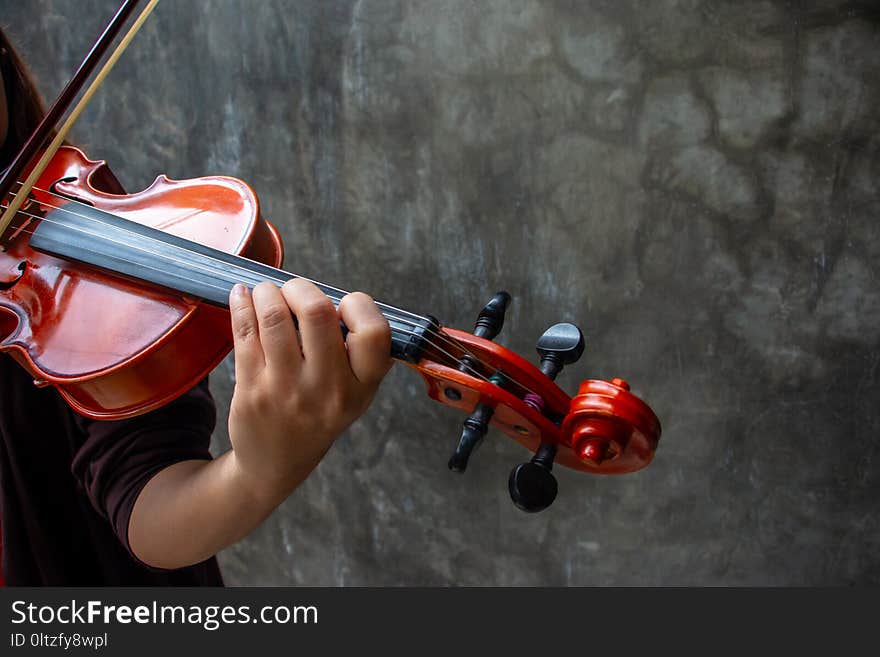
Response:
[[229, 284, 264, 384], [251, 280, 303, 379], [337, 292, 392, 386], [280, 279, 347, 374]]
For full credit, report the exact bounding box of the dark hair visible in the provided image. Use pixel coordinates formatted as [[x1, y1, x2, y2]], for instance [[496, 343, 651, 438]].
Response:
[[0, 26, 48, 166]]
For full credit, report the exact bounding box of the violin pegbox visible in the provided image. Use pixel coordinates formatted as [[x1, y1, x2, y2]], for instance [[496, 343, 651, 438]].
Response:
[[413, 294, 661, 514]]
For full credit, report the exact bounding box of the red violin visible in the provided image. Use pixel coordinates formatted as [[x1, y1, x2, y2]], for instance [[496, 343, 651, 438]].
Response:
[[0, 0, 661, 514]]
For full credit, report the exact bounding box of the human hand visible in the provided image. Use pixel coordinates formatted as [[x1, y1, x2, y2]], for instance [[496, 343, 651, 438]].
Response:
[[227, 279, 392, 501]]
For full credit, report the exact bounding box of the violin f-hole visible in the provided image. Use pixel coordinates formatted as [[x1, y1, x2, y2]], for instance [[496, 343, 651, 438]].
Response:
[[50, 176, 95, 206]]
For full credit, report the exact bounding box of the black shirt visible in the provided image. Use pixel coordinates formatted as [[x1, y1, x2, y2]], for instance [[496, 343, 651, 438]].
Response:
[[0, 355, 223, 585]]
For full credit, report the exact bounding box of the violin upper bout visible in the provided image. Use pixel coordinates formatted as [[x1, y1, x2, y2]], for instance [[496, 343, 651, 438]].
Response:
[[34, 145, 124, 196]]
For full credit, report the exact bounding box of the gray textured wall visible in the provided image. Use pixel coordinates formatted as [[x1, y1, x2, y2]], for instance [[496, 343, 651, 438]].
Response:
[[4, 0, 878, 585]]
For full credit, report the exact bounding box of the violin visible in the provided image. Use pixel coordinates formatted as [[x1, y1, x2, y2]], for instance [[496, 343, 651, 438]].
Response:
[[0, 0, 661, 513]]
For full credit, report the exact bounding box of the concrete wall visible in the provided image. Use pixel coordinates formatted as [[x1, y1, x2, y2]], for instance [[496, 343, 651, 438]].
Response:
[[5, 0, 878, 585]]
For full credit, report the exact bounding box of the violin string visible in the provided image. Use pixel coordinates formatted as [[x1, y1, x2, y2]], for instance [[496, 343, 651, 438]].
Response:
[[17, 183, 431, 324], [0, 202, 500, 388], [0, 195, 510, 395], [2, 184, 547, 399], [3, 183, 436, 328], [0, 198, 538, 393]]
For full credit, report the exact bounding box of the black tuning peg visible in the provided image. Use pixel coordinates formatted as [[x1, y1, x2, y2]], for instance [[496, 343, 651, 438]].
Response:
[[509, 443, 558, 512], [448, 403, 493, 473], [509, 324, 582, 510], [449, 292, 512, 473], [536, 322, 585, 381], [473, 291, 511, 340]]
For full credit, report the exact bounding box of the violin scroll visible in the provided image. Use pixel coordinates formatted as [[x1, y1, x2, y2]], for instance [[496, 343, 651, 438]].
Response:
[[561, 378, 661, 470]]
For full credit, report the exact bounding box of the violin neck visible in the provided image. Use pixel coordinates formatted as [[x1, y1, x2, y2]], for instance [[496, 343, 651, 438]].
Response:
[[29, 203, 439, 364]]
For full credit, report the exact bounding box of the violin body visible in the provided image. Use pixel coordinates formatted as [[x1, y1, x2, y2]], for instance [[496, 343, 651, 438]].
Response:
[[0, 146, 284, 418]]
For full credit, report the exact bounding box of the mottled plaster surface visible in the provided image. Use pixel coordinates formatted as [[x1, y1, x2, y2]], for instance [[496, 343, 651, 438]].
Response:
[[5, 0, 879, 585]]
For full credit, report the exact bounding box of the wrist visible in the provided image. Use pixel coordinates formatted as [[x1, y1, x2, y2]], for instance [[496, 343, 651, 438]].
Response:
[[227, 451, 292, 509], [227, 447, 325, 509]]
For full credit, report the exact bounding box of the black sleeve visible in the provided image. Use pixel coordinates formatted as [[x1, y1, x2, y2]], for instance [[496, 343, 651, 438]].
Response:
[[70, 378, 217, 560]]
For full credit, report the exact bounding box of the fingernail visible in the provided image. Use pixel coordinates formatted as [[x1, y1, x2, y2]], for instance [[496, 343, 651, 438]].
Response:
[[231, 284, 247, 298]]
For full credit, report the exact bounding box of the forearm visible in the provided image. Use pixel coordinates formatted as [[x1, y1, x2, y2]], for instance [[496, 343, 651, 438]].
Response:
[[128, 450, 319, 570]]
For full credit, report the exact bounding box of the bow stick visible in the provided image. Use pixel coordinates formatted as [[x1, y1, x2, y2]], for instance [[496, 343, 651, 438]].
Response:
[[0, 0, 159, 241]]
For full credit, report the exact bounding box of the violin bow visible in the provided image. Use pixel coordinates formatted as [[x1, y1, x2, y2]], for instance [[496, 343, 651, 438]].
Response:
[[0, 0, 159, 241]]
